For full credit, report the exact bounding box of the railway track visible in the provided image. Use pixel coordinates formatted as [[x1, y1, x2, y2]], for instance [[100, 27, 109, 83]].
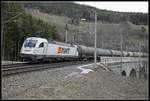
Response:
[[2, 60, 93, 76], [2, 63, 33, 68]]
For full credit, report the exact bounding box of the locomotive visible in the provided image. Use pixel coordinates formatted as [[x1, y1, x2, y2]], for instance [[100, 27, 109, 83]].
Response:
[[20, 37, 147, 62]]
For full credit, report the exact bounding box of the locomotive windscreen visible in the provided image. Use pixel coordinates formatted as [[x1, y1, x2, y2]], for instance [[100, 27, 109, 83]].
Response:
[[24, 39, 38, 48]]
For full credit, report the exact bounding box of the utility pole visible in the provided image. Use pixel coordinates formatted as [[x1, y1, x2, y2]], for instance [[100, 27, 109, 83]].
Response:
[[78, 17, 80, 44], [65, 24, 68, 43], [1, 24, 4, 60], [137, 43, 141, 78], [100, 24, 103, 49], [65, 15, 68, 43], [138, 43, 141, 65], [72, 31, 74, 43], [102, 34, 104, 48], [120, 33, 123, 75], [94, 11, 97, 67]]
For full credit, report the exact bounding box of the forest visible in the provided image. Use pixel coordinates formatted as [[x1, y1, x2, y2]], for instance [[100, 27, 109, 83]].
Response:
[[1, 2, 60, 61]]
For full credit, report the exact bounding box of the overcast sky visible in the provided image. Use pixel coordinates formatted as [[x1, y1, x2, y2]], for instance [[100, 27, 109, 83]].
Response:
[[75, 2, 148, 13]]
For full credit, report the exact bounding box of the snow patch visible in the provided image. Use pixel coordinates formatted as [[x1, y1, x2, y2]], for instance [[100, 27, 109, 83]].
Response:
[[77, 63, 94, 74]]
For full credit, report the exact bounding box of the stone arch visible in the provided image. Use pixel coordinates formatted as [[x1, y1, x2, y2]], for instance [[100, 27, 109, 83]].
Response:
[[129, 69, 137, 77], [139, 67, 147, 79], [121, 71, 126, 76]]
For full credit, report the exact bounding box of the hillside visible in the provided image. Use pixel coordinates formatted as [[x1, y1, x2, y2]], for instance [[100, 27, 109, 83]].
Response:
[[19, 1, 148, 25], [25, 8, 148, 52]]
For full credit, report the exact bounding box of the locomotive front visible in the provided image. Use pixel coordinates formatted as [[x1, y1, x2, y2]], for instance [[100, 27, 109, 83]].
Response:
[[20, 37, 48, 61]]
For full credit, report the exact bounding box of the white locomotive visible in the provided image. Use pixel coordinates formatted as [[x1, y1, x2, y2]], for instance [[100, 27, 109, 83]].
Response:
[[20, 37, 147, 62], [20, 37, 78, 62]]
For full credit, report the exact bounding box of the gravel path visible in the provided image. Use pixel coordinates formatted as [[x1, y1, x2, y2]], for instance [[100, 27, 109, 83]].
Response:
[[2, 64, 148, 100]]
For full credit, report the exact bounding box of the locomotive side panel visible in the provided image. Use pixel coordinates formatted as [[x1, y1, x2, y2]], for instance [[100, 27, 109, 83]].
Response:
[[46, 43, 78, 57]]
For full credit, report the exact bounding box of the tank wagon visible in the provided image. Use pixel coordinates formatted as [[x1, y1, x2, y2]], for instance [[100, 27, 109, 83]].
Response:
[[20, 37, 147, 62]]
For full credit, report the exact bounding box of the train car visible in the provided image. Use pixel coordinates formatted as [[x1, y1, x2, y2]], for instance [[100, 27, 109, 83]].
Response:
[[133, 52, 143, 57], [132, 52, 138, 57], [128, 51, 134, 57], [122, 51, 128, 57], [77, 45, 88, 57], [97, 48, 112, 56], [138, 52, 144, 57], [77, 45, 94, 60], [143, 53, 148, 57], [110, 50, 121, 56], [88, 47, 95, 56], [20, 37, 78, 62]]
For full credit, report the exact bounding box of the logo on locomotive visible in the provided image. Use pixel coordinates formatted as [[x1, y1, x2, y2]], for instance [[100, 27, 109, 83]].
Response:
[[57, 47, 70, 54]]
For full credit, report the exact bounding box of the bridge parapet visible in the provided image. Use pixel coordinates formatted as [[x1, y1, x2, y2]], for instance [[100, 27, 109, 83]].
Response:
[[100, 57, 148, 79], [100, 57, 148, 64]]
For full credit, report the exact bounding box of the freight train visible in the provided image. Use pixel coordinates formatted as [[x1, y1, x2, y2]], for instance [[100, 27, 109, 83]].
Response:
[[20, 37, 148, 62]]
